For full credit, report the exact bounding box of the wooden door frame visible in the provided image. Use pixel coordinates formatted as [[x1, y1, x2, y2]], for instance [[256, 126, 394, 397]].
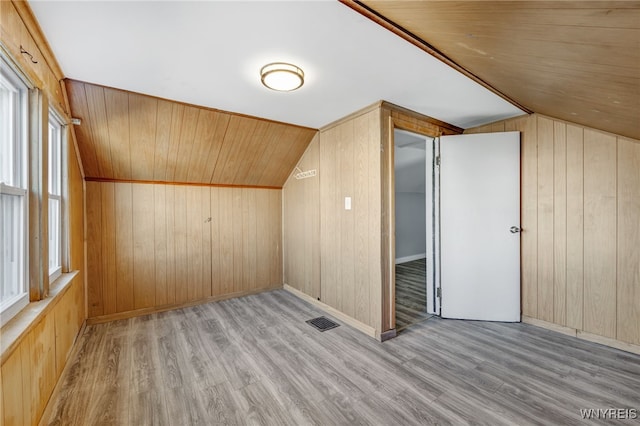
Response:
[[379, 102, 461, 339]]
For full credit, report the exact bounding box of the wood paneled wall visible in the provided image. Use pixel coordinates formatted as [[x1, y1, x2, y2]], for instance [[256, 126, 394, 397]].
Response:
[[283, 103, 462, 339], [1, 275, 84, 426], [1, 4, 87, 423], [0, 1, 67, 115], [66, 80, 316, 187], [85, 182, 282, 320], [1, 130, 86, 426], [283, 106, 382, 335], [283, 134, 321, 300], [467, 114, 640, 347], [318, 107, 383, 333]]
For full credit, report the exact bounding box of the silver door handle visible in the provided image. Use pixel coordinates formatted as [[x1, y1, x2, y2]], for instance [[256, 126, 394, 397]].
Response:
[[510, 226, 521, 234]]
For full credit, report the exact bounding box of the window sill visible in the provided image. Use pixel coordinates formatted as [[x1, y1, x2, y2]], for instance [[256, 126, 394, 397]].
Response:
[[0, 270, 80, 364]]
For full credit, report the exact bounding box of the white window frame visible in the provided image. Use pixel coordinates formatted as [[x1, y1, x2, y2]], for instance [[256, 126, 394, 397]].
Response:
[[0, 55, 29, 327], [48, 110, 64, 282]]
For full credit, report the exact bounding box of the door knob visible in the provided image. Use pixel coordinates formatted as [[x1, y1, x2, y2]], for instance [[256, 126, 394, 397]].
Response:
[[510, 226, 521, 234]]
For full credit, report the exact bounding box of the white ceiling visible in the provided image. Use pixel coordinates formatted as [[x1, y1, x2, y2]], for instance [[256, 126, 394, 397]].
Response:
[[30, 0, 525, 129]]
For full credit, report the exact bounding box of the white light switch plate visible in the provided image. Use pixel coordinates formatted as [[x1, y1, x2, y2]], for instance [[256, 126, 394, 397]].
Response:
[[345, 197, 351, 210]]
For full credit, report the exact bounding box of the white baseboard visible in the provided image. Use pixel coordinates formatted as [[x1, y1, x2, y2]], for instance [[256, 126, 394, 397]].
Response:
[[395, 253, 426, 264]]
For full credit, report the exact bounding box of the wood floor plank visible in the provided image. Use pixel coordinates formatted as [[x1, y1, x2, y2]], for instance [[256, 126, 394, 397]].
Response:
[[395, 258, 432, 331], [43, 290, 640, 425]]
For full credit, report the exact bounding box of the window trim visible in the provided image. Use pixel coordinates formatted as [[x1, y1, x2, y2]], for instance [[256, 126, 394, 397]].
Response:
[[48, 110, 64, 283], [0, 54, 30, 327]]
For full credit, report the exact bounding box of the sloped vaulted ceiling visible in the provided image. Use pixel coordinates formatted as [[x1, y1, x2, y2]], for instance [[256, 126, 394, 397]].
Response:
[[67, 80, 316, 187], [356, 1, 640, 140]]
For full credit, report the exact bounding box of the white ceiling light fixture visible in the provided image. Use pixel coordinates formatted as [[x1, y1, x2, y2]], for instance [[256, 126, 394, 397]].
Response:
[[260, 62, 304, 92]]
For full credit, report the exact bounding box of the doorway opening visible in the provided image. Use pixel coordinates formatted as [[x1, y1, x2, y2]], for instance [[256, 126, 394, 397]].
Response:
[[393, 129, 438, 332]]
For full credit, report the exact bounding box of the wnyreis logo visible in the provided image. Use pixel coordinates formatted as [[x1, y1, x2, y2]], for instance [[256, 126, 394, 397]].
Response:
[[580, 408, 637, 420]]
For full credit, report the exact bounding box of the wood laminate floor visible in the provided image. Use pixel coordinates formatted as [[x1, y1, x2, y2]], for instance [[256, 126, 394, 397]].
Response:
[[43, 289, 640, 425], [395, 258, 432, 331]]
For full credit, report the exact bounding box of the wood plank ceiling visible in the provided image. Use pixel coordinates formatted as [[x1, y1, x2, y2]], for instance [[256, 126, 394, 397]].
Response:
[[66, 80, 317, 188], [357, 1, 640, 140]]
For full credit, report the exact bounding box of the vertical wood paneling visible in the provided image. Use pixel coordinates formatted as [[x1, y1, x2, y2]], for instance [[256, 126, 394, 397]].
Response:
[[173, 187, 188, 304], [186, 186, 204, 301], [165, 185, 176, 305], [553, 121, 567, 325], [104, 87, 132, 180], [86, 181, 103, 317], [68, 143, 85, 273], [537, 117, 555, 322], [115, 183, 134, 312], [172, 106, 199, 183], [153, 100, 173, 181], [271, 190, 283, 286], [283, 134, 321, 299], [185, 110, 210, 183], [315, 109, 382, 333], [320, 126, 338, 309], [468, 114, 640, 348], [340, 121, 355, 317], [210, 187, 221, 297], [128, 96, 158, 180], [218, 188, 234, 295], [256, 189, 272, 293], [565, 125, 584, 330], [165, 104, 185, 182], [616, 138, 640, 345], [211, 117, 255, 184], [232, 188, 244, 293], [354, 113, 371, 325], [245, 189, 258, 291], [84, 85, 114, 178], [85, 182, 283, 318], [583, 130, 617, 339], [20, 333, 32, 425], [1, 276, 84, 426], [2, 349, 23, 425], [31, 314, 56, 421], [101, 182, 117, 315], [201, 187, 213, 297], [69, 81, 316, 187], [132, 184, 155, 309], [203, 115, 231, 184], [520, 115, 538, 317], [368, 111, 382, 332], [234, 121, 272, 185], [67, 82, 100, 176], [154, 185, 168, 306]]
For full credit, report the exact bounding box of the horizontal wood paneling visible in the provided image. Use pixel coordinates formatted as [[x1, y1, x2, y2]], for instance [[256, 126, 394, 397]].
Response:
[[360, 1, 640, 140], [85, 182, 282, 319], [66, 80, 317, 187], [467, 113, 640, 347]]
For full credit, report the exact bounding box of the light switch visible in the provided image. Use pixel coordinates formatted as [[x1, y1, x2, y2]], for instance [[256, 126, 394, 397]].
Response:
[[345, 197, 351, 210]]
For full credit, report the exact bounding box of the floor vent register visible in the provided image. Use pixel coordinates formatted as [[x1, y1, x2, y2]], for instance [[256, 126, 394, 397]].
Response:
[[306, 316, 340, 332]]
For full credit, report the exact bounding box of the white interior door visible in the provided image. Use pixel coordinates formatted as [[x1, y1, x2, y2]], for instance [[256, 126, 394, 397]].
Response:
[[440, 131, 520, 322]]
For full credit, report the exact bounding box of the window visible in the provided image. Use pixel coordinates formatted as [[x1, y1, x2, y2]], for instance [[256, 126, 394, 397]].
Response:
[[0, 59, 29, 326], [48, 112, 63, 281]]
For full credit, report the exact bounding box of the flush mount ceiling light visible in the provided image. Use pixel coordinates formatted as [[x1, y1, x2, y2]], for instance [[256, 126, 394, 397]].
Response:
[[260, 62, 304, 92]]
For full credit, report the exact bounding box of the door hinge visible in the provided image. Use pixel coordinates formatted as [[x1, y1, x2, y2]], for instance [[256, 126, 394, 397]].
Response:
[[436, 287, 441, 298], [435, 156, 441, 166]]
